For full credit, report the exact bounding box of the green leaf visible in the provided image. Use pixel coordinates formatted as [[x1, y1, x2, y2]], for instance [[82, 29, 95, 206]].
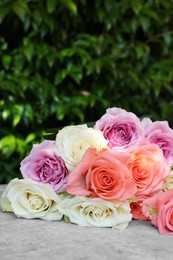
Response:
[[2, 55, 12, 69], [23, 43, 34, 61], [12, 0, 29, 22], [47, 54, 55, 67], [62, 0, 78, 15], [135, 46, 144, 59], [23, 104, 34, 124], [56, 105, 66, 120], [139, 16, 150, 31], [163, 33, 172, 45], [0, 135, 16, 157], [16, 138, 26, 154], [69, 69, 82, 84], [59, 48, 75, 58], [131, 18, 139, 33], [0, 42, 8, 51], [13, 114, 21, 127], [54, 70, 67, 85], [0, 5, 10, 23], [47, 0, 57, 13], [2, 110, 10, 120], [43, 127, 61, 140], [12, 104, 24, 127], [25, 133, 36, 144], [130, 0, 143, 15]]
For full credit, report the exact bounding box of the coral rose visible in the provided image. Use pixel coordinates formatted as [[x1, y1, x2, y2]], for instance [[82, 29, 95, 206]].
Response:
[[67, 148, 137, 201], [128, 143, 170, 198]]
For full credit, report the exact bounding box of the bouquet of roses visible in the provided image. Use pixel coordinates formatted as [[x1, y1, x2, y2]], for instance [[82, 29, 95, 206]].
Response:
[[1, 107, 173, 235]]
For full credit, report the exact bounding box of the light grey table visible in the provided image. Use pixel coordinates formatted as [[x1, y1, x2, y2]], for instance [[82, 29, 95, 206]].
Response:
[[0, 184, 173, 260]]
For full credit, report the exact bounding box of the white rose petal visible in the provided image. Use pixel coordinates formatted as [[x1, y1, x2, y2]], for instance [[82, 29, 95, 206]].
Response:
[[0, 178, 63, 221], [58, 195, 132, 229], [55, 124, 108, 171]]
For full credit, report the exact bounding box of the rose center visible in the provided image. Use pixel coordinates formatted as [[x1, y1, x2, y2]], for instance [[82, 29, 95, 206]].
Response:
[[27, 193, 45, 210]]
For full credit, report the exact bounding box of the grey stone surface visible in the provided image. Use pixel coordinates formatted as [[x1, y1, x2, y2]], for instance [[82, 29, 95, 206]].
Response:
[[0, 185, 173, 260]]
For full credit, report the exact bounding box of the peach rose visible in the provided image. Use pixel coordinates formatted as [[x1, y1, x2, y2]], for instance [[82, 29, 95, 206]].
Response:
[[128, 143, 170, 198], [142, 189, 173, 235], [67, 148, 137, 201]]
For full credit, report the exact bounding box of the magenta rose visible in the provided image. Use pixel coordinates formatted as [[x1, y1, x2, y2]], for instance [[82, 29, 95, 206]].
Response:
[[20, 140, 69, 193], [141, 118, 173, 165], [94, 107, 143, 150]]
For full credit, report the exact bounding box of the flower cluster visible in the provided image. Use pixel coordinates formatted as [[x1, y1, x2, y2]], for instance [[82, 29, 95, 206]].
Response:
[[1, 107, 173, 234]]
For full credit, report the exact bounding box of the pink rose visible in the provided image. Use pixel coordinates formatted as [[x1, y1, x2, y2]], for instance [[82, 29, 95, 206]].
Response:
[[20, 140, 69, 193], [128, 143, 170, 198], [142, 189, 173, 235], [67, 148, 137, 201], [95, 107, 143, 150], [141, 118, 173, 165]]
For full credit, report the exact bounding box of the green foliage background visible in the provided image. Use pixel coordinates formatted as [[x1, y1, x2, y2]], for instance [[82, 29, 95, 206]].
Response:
[[1, 0, 173, 183]]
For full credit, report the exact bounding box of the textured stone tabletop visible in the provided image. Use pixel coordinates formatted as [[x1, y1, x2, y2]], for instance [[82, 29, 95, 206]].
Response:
[[0, 185, 173, 260]]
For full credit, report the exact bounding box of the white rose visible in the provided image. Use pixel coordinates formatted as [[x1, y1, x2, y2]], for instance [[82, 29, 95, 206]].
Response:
[[0, 178, 63, 221], [55, 124, 108, 171], [58, 195, 132, 229]]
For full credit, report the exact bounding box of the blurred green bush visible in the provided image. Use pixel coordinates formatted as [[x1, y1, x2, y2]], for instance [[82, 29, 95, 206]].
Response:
[[1, 0, 173, 183]]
